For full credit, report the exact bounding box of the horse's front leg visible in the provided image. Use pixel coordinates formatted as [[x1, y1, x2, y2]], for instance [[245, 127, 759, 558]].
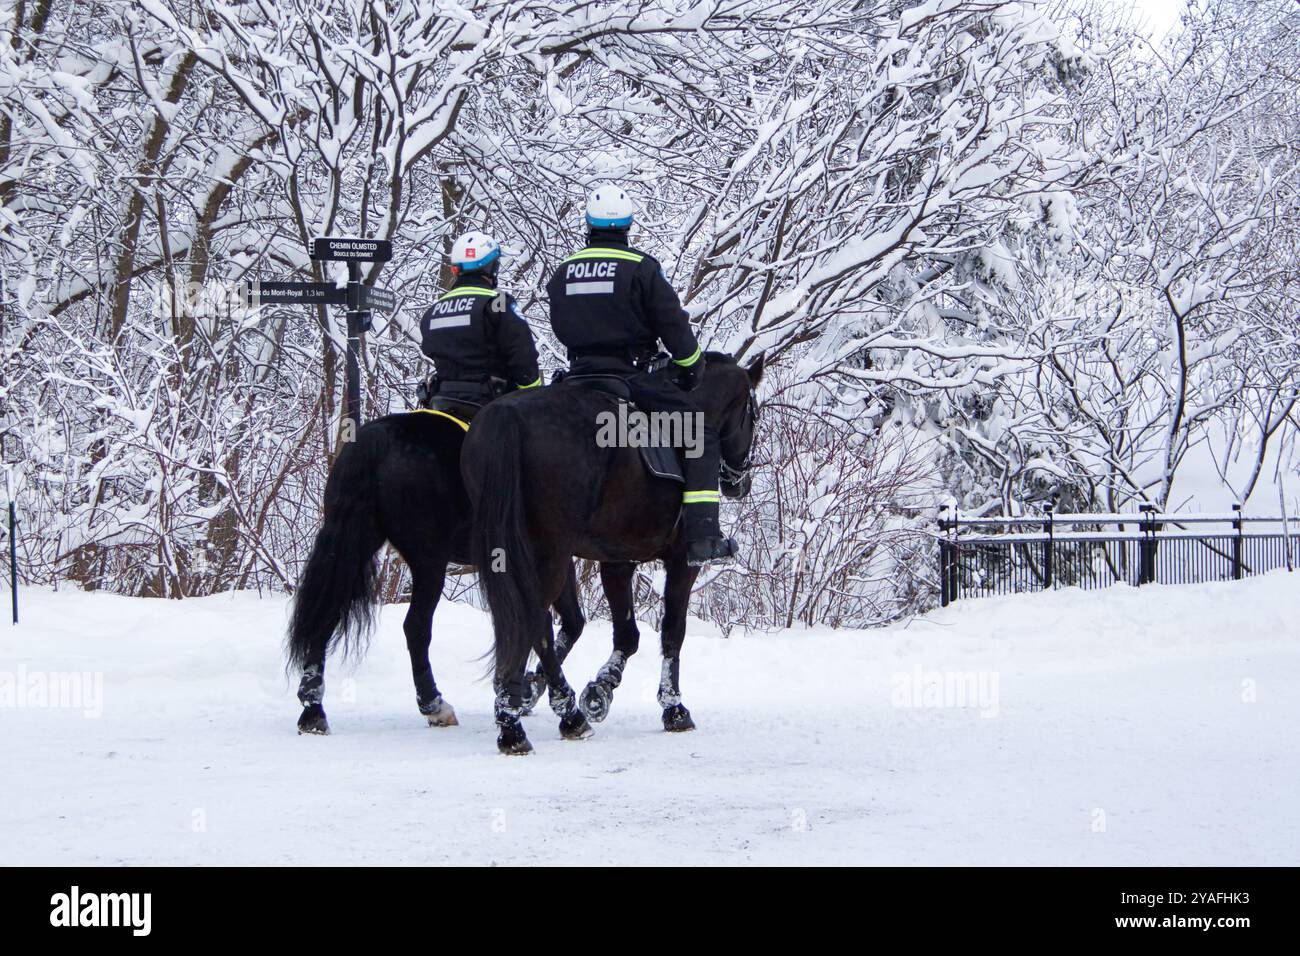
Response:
[[658, 556, 701, 732], [580, 561, 641, 722], [405, 560, 457, 727]]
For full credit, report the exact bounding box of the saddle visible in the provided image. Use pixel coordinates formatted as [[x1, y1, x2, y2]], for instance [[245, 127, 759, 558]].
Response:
[[561, 373, 684, 484], [409, 395, 482, 432]]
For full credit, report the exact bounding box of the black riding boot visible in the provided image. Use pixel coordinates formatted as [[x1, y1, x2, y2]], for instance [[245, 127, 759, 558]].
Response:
[[683, 498, 738, 566]]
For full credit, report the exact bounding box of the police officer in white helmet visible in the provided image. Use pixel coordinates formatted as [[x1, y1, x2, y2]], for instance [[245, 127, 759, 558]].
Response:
[[419, 231, 542, 405], [545, 186, 737, 566]]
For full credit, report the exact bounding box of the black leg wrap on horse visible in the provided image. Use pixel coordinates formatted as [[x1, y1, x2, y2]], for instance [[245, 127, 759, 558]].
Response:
[[657, 656, 682, 708], [494, 672, 533, 753], [547, 680, 579, 719], [580, 650, 628, 723], [494, 672, 527, 721], [554, 628, 577, 663], [297, 663, 324, 707]]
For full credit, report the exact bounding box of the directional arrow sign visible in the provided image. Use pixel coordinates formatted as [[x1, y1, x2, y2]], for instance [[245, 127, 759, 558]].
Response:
[[360, 284, 397, 313], [311, 236, 392, 263], [246, 281, 347, 307]]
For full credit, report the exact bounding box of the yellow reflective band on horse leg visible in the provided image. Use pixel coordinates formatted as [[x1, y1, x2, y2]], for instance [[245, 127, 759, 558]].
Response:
[[408, 408, 470, 431], [682, 490, 721, 504], [673, 346, 702, 367], [518, 376, 542, 389]]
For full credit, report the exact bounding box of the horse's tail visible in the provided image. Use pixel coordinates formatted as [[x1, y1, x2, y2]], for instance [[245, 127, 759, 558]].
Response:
[[285, 425, 387, 675], [468, 404, 540, 680]]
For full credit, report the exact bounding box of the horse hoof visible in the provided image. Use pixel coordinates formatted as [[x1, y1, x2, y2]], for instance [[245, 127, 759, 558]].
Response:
[[559, 712, 594, 740], [297, 704, 330, 736], [497, 719, 533, 755], [423, 698, 459, 727], [579, 682, 612, 723], [662, 704, 695, 733]]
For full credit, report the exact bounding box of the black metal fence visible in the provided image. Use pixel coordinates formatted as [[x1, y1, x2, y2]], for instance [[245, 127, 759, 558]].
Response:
[[938, 504, 1299, 606]]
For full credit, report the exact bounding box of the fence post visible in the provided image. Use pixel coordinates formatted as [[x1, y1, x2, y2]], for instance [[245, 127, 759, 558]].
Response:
[[938, 507, 951, 607], [1043, 499, 1055, 591], [1138, 504, 1155, 586], [948, 508, 960, 603], [1231, 503, 1243, 580]]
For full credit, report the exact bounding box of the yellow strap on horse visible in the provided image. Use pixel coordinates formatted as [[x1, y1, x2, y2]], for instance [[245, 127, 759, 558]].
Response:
[[409, 408, 470, 432]]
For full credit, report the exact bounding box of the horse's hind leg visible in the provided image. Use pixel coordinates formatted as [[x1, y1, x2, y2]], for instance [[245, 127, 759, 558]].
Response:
[[580, 561, 641, 723], [658, 557, 701, 732], [405, 559, 457, 727], [534, 557, 593, 741], [296, 656, 330, 735], [522, 561, 586, 713]]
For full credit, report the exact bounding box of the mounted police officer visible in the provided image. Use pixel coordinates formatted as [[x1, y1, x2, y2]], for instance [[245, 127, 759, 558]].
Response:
[[419, 231, 542, 405], [546, 186, 738, 567]]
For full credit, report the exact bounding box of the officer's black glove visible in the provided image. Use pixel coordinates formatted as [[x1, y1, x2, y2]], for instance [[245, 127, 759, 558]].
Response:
[[677, 357, 705, 392], [416, 375, 439, 408]]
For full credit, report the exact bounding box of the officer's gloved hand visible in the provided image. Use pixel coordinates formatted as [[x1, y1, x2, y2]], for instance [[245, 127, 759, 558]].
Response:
[[677, 357, 706, 392], [416, 377, 438, 408]]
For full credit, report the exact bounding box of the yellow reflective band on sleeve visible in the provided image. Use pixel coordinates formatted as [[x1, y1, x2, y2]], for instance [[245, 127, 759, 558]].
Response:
[[682, 490, 721, 504], [518, 376, 542, 389], [438, 287, 497, 300], [564, 248, 645, 264], [408, 408, 470, 432], [673, 346, 702, 367]]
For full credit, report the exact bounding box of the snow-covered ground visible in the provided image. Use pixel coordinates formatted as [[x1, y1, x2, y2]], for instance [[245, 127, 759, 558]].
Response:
[[2, 573, 1297, 866]]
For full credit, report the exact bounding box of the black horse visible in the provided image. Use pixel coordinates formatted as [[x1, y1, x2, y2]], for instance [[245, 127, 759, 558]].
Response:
[[284, 410, 587, 735], [463, 352, 764, 754]]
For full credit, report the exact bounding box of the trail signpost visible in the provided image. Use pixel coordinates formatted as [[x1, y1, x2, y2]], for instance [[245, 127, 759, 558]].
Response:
[[250, 237, 395, 438], [3, 467, 16, 626]]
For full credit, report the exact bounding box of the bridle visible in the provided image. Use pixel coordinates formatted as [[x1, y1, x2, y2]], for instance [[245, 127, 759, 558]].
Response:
[[719, 388, 759, 489]]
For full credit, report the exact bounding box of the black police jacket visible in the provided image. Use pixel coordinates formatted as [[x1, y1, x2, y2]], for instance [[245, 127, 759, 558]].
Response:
[[419, 275, 541, 388], [546, 234, 702, 370]]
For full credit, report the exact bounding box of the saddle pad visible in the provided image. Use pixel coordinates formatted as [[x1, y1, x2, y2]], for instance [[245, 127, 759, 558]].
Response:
[[409, 396, 481, 432], [566, 383, 684, 483]]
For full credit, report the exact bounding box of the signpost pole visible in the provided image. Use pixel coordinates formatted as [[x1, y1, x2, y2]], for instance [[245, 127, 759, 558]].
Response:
[[344, 260, 364, 434], [7, 500, 15, 626], [4, 468, 16, 626]]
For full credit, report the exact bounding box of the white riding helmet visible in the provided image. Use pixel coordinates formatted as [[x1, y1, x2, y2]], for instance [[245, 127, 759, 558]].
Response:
[[585, 185, 635, 229], [450, 231, 501, 272]]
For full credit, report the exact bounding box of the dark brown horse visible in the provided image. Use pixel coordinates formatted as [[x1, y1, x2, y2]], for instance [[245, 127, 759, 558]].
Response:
[[284, 411, 587, 735], [462, 353, 763, 754]]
